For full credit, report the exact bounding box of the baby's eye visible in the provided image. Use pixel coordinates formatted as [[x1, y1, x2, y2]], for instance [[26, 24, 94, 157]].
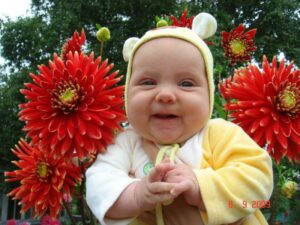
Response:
[[140, 79, 156, 86], [179, 80, 194, 87]]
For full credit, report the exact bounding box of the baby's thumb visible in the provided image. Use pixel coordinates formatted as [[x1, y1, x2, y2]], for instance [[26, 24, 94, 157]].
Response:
[[148, 162, 173, 182], [148, 165, 164, 182]]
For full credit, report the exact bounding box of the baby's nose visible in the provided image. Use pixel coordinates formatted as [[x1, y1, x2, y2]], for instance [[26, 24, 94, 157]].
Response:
[[155, 87, 176, 103]]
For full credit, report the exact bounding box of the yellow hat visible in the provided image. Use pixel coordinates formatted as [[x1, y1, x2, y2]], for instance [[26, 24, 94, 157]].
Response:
[[123, 12, 217, 118]]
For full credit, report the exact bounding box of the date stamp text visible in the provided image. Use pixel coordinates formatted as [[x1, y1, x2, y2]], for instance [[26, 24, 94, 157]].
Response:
[[228, 200, 271, 209]]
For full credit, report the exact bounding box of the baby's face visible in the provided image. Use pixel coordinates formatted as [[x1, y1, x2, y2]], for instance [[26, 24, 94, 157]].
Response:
[[127, 38, 210, 145]]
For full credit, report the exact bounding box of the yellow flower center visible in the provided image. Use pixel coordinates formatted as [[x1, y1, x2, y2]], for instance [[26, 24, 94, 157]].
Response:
[[282, 91, 296, 109], [36, 162, 52, 182], [59, 88, 76, 104], [277, 83, 300, 118], [38, 162, 48, 178], [52, 80, 83, 114], [230, 39, 246, 55]]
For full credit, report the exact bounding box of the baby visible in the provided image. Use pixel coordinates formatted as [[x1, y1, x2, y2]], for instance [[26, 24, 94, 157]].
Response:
[[86, 13, 273, 225]]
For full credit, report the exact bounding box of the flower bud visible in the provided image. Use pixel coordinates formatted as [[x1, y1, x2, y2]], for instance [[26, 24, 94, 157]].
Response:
[[96, 27, 110, 42], [281, 180, 298, 198], [156, 19, 168, 28], [63, 193, 72, 203]]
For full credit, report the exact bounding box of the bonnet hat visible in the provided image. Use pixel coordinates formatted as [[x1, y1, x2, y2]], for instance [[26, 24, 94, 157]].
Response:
[[123, 12, 217, 118]]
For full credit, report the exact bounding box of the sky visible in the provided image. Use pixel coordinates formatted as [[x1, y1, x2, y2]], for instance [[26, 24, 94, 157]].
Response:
[[0, 0, 31, 65], [0, 0, 31, 20]]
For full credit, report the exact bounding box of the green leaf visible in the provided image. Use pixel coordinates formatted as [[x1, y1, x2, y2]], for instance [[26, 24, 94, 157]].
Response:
[[96, 23, 102, 30], [155, 16, 161, 23], [214, 100, 226, 119], [214, 64, 224, 76]]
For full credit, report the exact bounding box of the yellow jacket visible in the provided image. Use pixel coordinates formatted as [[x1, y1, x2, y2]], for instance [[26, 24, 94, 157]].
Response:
[[197, 119, 273, 225]]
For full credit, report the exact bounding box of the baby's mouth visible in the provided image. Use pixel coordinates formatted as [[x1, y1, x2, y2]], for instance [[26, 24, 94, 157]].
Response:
[[153, 114, 178, 119]]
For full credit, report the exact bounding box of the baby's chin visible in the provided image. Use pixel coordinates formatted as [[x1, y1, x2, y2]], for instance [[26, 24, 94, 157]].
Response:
[[148, 134, 192, 146], [135, 126, 201, 145]]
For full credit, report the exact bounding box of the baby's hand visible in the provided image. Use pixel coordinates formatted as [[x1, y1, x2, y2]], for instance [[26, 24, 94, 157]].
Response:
[[134, 159, 175, 211], [164, 164, 200, 207]]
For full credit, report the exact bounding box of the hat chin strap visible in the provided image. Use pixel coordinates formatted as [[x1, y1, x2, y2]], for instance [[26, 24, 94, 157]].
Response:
[[155, 144, 180, 225]]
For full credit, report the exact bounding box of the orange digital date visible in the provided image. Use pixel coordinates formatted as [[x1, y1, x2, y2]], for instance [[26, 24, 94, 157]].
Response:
[[228, 200, 271, 208], [241, 200, 271, 208], [251, 200, 271, 208]]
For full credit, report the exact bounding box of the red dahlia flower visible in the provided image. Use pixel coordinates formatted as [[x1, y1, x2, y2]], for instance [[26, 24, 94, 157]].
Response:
[[222, 24, 257, 66], [61, 30, 86, 61], [5, 139, 81, 218], [219, 56, 300, 163], [170, 8, 194, 28], [19, 51, 126, 159]]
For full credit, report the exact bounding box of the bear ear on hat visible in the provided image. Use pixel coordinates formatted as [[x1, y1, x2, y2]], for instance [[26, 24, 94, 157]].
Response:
[[192, 12, 217, 39], [122, 37, 140, 62]]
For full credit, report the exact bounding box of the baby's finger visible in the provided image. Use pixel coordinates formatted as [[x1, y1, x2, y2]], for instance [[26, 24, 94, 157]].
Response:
[[164, 175, 181, 183], [147, 192, 174, 205], [149, 181, 174, 194], [170, 180, 192, 197], [164, 169, 181, 182], [149, 163, 174, 182]]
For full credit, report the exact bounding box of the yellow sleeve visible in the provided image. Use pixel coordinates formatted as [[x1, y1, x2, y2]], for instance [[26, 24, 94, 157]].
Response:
[[195, 119, 273, 225]]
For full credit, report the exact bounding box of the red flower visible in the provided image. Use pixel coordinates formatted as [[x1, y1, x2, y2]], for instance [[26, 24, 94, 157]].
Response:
[[219, 56, 300, 163], [170, 8, 194, 28], [218, 74, 236, 101], [19, 49, 126, 159], [6, 220, 17, 225], [222, 24, 257, 66], [61, 30, 86, 61], [5, 139, 81, 218], [41, 215, 61, 225]]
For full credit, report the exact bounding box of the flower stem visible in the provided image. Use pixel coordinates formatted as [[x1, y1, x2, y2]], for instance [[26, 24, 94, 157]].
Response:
[[268, 163, 281, 225], [231, 64, 235, 76], [268, 184, 280, 225], [63, 200, 77, 225], [83, 196, 96, 225], [80, 159, 97, 225], [100, 41, 104, 56], [79, 160, 87, 225]]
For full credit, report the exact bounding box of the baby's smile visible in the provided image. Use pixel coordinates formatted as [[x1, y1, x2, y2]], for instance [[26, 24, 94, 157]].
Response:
[[152, 113, 179, 119]]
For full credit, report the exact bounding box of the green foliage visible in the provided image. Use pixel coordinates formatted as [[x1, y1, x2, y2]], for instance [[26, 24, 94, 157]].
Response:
[[95, 23, 102, 30], [0, 70, 30, 191], [0, 17, 59, 70], [213, 95, 227, 120], [262, 159, 300, 224]]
